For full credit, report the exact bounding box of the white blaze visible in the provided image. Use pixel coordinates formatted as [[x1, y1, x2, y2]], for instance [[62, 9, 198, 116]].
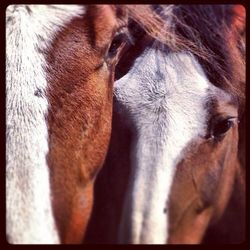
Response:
[[6, 5, 85, 244], [115, 46, 211, 244]]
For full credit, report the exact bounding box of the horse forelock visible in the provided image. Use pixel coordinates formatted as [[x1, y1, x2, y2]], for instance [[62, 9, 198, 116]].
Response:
[[126, 5, 245, 107], [173, 5, 245, 105], [6, 5, 85, 243]]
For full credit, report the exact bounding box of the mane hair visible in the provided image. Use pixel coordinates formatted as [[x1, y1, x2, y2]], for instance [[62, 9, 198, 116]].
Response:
[[171, 5, 245, 107], [125, 5, 245, 109]]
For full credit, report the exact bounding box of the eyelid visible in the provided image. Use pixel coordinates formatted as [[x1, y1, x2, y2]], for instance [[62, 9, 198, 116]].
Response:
[[212, 114, 238, 122], [211, 116, 238, 130], [227, 117, 238, 122], [220, 116, 238, 123], [204, 115, 238, 140], [96, 27, 134, 69], [105, 29, 133, 60]]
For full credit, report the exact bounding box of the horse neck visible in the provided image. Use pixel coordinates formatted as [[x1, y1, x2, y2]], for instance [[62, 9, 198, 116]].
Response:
[[6, 5, 84, 243]]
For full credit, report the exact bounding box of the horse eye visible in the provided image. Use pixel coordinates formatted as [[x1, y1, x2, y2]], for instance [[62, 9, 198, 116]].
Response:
[[211, 117, 237, 138], [107, 33, 128, 59]]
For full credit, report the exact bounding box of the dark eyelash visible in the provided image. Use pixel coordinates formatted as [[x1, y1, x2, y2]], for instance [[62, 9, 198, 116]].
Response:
[[116, 27, 134, 46], [107, 29, 134, 59]]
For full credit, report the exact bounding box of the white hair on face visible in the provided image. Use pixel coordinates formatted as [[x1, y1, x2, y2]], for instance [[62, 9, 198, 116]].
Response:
[[115, 45, 213, 244], [6, 5, 85, 244]]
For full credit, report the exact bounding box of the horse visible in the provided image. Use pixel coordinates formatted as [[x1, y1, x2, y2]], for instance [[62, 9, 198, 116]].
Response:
[[6, 4, 130, 244], [84, 4, 245, 244]]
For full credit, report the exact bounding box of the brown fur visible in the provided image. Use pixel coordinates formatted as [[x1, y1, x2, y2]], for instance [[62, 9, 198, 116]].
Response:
[[168, 108, 239, 243], [46, 5, 127, 243], [84, 109, 133, 243], [168, 5, 245, 244], [45, 4, 174, 244], [167, 5, 245, 244]]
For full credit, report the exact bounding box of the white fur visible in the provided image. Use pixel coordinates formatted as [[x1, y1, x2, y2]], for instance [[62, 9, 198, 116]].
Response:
[[6, 5, 85, 244], [115, 45, 212, 244]]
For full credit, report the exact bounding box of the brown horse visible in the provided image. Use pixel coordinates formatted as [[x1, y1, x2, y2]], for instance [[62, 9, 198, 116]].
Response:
[[6, 4, 129, 244], [44, 5, 130, 243], [6, 4, 173, 244], [84, 4, 245, 244]]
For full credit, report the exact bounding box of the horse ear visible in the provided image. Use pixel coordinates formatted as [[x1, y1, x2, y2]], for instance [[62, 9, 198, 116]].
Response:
[[86, 5, 117, 48], [227, 5, 245, 54], [231, 5, 245, 34]]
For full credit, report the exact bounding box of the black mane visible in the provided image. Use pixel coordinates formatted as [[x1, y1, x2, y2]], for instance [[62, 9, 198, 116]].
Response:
[[116, 5, 245, 108], [159, 5, 245, 105]]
